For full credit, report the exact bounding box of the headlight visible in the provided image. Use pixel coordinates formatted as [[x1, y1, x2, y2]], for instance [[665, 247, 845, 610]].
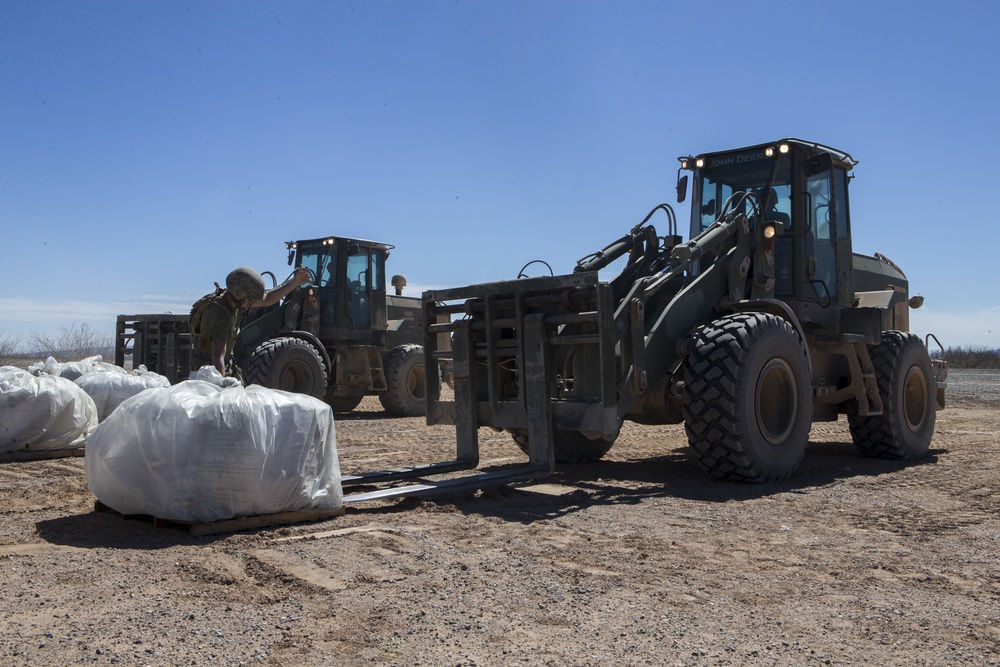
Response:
[[762, 224, 776, 239], [765, 143, 790, 158]]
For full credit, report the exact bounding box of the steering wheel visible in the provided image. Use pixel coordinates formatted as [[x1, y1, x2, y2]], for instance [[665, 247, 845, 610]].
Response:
[[296, 267, 317, 286]]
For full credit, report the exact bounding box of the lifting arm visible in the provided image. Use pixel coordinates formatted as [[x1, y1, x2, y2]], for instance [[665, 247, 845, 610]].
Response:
[[574, 225, 655, 274], [644, 207, 747, 299], [574, 204, 678, 275]]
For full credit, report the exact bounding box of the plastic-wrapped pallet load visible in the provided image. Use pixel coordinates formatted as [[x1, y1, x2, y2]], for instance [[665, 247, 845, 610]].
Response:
[[75, 366, 171, 421], [85, 370, 342, 524], [0, 366, 99, 453], [28, 355, 123, 381]]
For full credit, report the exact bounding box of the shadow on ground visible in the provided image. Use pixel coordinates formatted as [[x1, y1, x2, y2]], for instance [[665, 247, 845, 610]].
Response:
[[35, 433, 944, 547], [36, 507, 231, 550], [346, 440, 944, 524]]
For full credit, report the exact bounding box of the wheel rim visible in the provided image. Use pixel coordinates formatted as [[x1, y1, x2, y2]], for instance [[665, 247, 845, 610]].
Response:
[[756, 358, 798, 445], [406, 364, 425, 401], [902, 365, 929, 432], [279, 360, 313, 392]]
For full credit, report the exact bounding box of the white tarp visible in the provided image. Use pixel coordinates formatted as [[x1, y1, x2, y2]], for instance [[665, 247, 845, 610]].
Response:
[[85, 374, 342, 524], [0, 366, 99, 453], [74, 366, 171, 421], [28, 355, 123, 381]]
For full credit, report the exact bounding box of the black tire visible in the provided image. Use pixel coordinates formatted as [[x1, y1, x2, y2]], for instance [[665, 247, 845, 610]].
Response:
[[510, 429, 616, 464], [325, 392, 363, 413], [244, 337, 328, 400], [379, 344, 426, 416], [683, 312, 812, 482], [848, 331, 935, 460]]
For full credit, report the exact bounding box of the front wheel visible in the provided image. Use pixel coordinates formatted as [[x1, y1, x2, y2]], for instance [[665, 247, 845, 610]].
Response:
[[379, 344, 427, 416], [510, 429, 617, 464], [683, 312, 812, 482], [244, 337, 328, 400], [848, 331, 935, 460], [325, 392, 363, 413]]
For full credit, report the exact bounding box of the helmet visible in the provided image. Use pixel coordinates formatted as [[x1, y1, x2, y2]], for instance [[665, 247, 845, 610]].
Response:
[[225, 266, 266, 302]]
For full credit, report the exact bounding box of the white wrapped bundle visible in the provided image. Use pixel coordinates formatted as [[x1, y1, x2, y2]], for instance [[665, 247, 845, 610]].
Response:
[[0, 366, 98, 453], [74, 367, 171, 421], [189, 366, 241, 387], [85, 378, 342, 524], [28, 355, 123, 381]]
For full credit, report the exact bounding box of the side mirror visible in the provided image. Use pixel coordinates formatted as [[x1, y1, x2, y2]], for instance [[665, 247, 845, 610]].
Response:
[[676, 174, 688, 203], [347, 243, 361, 256], [805, 153, 833, 176], [287, 249, 295, 266]]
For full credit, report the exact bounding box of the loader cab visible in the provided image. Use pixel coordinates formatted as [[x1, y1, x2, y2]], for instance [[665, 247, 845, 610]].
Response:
[[680, 139, 856, 318], [291, 236, 390, 346]]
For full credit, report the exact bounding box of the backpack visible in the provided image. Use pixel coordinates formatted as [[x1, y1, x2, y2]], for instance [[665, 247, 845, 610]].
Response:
[[189, 283, 225, 337]]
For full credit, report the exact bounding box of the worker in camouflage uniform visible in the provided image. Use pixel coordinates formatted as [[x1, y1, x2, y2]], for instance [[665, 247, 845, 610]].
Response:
[[191, 266, 311, 377]]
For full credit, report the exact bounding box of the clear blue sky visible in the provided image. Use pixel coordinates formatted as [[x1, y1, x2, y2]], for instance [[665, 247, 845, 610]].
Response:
[[1, 0, 997, 349]]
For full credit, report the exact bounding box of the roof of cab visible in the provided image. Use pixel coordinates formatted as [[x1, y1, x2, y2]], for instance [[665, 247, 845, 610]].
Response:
[[696, 138, 857, 167]]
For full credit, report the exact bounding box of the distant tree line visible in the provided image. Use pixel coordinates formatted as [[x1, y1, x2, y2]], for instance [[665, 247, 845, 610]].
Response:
[[3, 324, 997, 371], [0, 323, 115, 368], [940, 346, 1000, 369]]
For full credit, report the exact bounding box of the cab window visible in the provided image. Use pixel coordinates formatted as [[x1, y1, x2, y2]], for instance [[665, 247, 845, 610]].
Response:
[[346, 250, 371, 327], [806, 169, 837, 300]]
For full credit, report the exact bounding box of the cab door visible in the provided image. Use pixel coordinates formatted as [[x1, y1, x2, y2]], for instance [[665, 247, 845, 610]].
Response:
[[804, 157, 840, 305], [345, 249, 371, 328], [343, 245, 387, 335]]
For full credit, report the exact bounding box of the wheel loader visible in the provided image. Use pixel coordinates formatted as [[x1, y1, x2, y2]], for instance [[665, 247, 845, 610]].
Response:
[[339, 138, 947, 501], [116, 236, 431, 416]]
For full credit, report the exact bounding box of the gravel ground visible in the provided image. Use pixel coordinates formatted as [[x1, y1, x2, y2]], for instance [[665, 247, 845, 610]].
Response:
[[0, 369, 997, 666], [942, 367, 1000, 404]]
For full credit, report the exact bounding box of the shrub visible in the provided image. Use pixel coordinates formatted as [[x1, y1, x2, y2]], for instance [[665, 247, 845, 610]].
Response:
[[26, 323, 115, 363], [0, 328, 19, 367]]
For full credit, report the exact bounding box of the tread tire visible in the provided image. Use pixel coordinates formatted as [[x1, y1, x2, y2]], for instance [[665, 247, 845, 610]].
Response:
[[683, 312, 811, 482], [244, 337, 327, 400], [379, 344, 427, 416], [848, 331, 935, 460]]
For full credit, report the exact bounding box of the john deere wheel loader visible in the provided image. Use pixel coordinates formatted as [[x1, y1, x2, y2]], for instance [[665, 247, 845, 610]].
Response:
[[116, 236, 431, 416], [338, 139, 947, 501]]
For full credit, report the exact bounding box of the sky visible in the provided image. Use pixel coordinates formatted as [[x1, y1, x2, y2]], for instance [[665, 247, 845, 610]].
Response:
[[1, 0, 998, 351]]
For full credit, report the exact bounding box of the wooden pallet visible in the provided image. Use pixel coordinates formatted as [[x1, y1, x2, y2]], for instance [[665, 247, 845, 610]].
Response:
[[0, 448, 85, 462], [93, 500, 345, 537]]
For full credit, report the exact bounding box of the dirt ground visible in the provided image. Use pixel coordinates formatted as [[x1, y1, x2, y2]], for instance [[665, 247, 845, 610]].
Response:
[[0, 369, 997, 666]]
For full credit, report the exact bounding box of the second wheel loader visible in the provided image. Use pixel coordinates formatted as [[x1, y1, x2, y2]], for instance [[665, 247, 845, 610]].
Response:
[[116, 236, 431, 417]]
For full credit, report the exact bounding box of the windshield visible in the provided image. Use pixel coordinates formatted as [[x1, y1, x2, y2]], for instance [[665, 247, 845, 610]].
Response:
[[298, 244, 337, 287], [693, 148, 792, 233]]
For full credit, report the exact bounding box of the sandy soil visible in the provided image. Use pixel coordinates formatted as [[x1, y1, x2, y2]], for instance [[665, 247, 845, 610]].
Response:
[[0, 370, 997, 666]]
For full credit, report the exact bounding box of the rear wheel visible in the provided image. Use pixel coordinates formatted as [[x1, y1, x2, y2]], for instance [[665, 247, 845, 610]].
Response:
[[379, 344, 427, 416], [683, 312, 812, 482], [244, 337, 327, 400], [848, 331, 935, 459], [511, 429, 617, 464]]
